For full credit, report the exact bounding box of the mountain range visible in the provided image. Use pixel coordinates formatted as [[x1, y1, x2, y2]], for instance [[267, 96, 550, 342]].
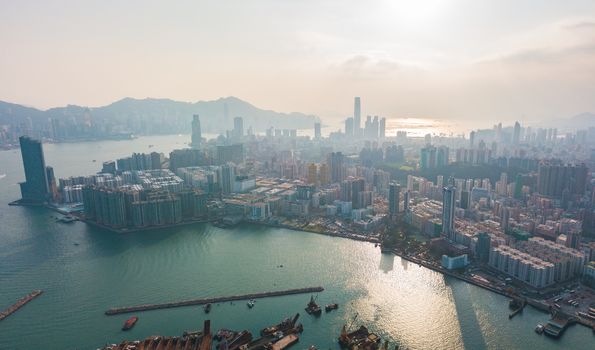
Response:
[[0, 97, 319, 134]]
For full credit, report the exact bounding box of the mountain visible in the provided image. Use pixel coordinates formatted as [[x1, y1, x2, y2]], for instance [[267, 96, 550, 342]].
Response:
[[539, 112, 595, 131], [0, 97, 319, 134]]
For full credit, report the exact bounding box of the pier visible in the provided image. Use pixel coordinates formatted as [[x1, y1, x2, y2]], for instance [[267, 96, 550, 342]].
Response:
[[105, 286, 324, 315], [0, 290, 43, 321]]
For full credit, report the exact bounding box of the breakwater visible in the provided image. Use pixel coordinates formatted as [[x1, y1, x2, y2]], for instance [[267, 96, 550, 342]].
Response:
[[105, 286, 324, 315]]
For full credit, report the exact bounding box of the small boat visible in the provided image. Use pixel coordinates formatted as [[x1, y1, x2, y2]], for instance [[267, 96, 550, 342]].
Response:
[[325, 303, 339, 312], [305, 295, 321, 316], [122, 316, 138, 331], [247, 300, 255, 308], [535, 324, 544, 334], [92, 159, 96, 162], [204, 303, 212, 313]]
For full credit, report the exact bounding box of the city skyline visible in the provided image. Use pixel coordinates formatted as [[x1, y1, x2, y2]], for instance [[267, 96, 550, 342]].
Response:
[[1, 1, 595, 125]]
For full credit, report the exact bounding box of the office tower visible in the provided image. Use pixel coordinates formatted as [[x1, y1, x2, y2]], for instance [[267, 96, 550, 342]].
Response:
[[314, 123, 321, 139], [424, 133, 432, 146], [345, 117, 354, 137], [389, 182, 401, 216], [403, 190, 410, 212], [217, 144, 244, 165], [220, 163, 236, 194], [500, 207, 509, 231], [351, 178, 365, 209], [442, 186, 456, 240], [46, 166, 59, 202], [233, 116, 244, 139], [537, 162, 588, 197], [354, 97, 361, 137], [340, 180, 352, 202], [513, 121, 521, 145], [18, 136, 49, 203], [460, 190, 470, 209], [319, 163, 330, 185], [476, 232, 491, 263], [379, 117, 386, 138], [469, 131, 475, 148], [191, 114, 202, 148], [327, 152, 345, 183], [307, 163, 318, 185]]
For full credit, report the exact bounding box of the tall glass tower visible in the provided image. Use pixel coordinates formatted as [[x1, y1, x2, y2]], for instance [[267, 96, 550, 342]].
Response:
[[18, 136, 49, 203]]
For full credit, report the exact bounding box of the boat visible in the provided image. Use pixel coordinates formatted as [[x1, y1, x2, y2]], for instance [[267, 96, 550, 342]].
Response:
[[535, 324, 544, 334], [260, 314, 300, 337], [204, 303, 212, 313], [215, 329, 237, 342], [305, 295, 321, 316], [56, 215, 77, 223], [338, 325, 380, 349], [247, 300, 255, 309], [325, 304, 339, 312], [122, 316, 138, 331]]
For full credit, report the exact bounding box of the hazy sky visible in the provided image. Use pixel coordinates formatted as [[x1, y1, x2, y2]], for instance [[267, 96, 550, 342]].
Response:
[[1, 0, 595, 126]]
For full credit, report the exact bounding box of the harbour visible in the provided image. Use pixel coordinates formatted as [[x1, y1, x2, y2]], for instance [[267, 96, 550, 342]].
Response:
[[1, 136, 593, 349]]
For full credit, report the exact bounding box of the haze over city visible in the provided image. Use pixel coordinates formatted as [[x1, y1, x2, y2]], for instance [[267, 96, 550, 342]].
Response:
[[1, 2, 595, 350], [1, 0, 595, 127]]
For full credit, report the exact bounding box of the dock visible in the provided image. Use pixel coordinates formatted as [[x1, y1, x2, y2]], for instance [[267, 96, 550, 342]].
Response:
[[0, 290, 43, 321], [105, 287, 324, 315]]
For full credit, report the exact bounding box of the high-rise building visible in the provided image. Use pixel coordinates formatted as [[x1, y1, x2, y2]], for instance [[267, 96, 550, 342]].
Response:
[[389, 182, 401, 216], [354, 97, 361, 137], [307, 163, 318, 185], [476, 232, 491, 263], [314, 123, 321, 139], [379, 117, 386, 138], [351, 178, 365, 209], [403, 190, 410, 212], [327, 152, 345, 183], [191, 114, 202, 148], [345, 117, 354, 137], [319, 163, 330, 185], [469, 131, 475, 148], [220, 163, 236, 194], [217, 144, 244, 165], [233, 116, 244, 139], [442, 186, 456, 240], [18, 136, 49, 203], [537, 162, 588, 197], [512, 121, 521, 146]]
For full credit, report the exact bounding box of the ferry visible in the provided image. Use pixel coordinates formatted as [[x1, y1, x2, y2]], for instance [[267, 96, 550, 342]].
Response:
[[122, 316, 138, 331]]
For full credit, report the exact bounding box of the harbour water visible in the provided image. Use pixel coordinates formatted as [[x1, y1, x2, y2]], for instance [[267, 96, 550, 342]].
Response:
[[0, 135, 592, 349]]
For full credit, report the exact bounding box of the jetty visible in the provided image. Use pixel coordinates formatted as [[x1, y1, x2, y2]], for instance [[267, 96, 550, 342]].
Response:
[[0, 290, 43, 321], [105, 286, 324, 315]]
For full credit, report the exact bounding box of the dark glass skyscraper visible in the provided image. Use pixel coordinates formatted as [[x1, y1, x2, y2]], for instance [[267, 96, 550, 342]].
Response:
[[442, 185, 456, 240], [389, 182, 401, 216], [18, 136, 49, 203]]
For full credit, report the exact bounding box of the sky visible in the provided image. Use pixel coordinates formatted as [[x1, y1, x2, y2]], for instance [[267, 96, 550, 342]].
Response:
[[1, 0, 595, 127]]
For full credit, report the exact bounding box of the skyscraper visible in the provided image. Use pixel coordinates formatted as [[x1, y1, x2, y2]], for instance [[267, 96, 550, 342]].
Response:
[[191, 114, 202, 148], [512, 121, 521, 146], [233, 116, 244, 139], [379, 117, 386, 138], [220, 163, 236, 194], [18, 136, 49, 203], [327, 152, 345, 183], [442, 186, 456, 240], [353, 97, 361, 137], [389, 182, 401, 216], [314, 122, 321, 139], [345, 117, 354, 137], [537, 162, 588, 197]]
